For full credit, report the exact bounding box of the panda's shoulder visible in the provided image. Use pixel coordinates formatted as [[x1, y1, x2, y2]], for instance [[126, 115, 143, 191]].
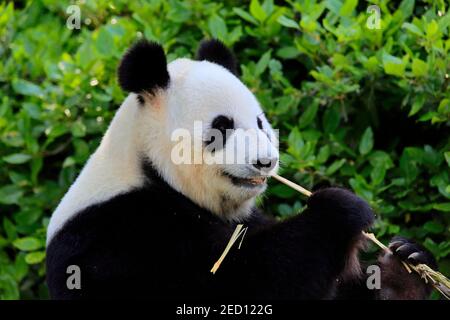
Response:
[[48, 182, 223, 250]]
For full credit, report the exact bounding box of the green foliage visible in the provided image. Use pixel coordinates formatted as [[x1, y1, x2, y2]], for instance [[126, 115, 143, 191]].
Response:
[[0, 0, 449, 299]]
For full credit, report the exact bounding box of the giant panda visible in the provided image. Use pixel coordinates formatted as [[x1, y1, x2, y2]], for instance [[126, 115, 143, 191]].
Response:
[[46, 39, 437, 300]]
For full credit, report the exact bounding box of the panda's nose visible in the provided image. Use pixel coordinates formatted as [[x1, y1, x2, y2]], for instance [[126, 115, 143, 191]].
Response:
[[252, 157, 278, 171]]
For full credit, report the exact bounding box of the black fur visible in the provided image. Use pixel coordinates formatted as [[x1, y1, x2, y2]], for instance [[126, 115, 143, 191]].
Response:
[[118, 40, 170, 94], [204, 115, 234, 150], [196, 39, 238, 75], [46, 161, 436, 299]]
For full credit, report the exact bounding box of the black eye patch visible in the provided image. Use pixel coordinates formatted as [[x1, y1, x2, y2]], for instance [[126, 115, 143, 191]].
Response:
[[212, 115, 234, 133], [204, 115, 234, 151]]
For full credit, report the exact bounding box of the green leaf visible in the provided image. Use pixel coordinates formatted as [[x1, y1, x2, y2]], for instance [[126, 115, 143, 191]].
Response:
[[31, 157, 43, 184], [3, 218, 16, 240], [13, 254, 29, 282], [359, 127, 374, 155], [438, 99, 450, 115], [12, 79, 44, 97], [365, 56, 379, 73], [72, 121, 87, 137], [276, 47, 300, 59], [409, 94, 426, 116], [22, 103, 41, 119], [300, 15, 317, 32], [46, 124, 69, 139], [96, 28, 114, 57], [423, 221, 445, 234], [444, 151, 450, 167], [425, 20, 439, 39], [14, 209, 42, 226], [255, 50, 271, 76], [287, 128, 304, 156], [322, 106, 340, 133], [233, 8, 259, 25], [0, 273, 19, 300], [317, 145, 330, 164], [0, 185, 23, 205], [3, 153, 32, 164], [400, 151, 419, 182], [24, 251, 46, 264], [325, 0, 342, 14], [326, 159, 346, 175], [438, 11, 450, 30], [208, 15, 227, 40], [298, 102, 319, 129], [369, 151, 394, 169], [433, 203, 450, 212], [278, 203, 293, 217], [411, 58, 428, 77], [340, 0, 358, 17], [371, 166, 386, 186], [270, 184, 297, 199], [397, 0, 415, 20], [277, 16, 300, 29], [12, 237, 43, 251], [349, 175, 373, 201], [250, 0, 267, 23], [382, 54, 406, 77], [402, 22, 424, 36]]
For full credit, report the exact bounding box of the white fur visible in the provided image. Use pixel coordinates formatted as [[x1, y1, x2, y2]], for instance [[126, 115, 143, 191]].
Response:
[[46, 95, 145, 243], [47, 58, 279, 244]]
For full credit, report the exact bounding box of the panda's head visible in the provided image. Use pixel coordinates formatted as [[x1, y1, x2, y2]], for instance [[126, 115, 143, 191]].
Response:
[[118, 39, 279, 220]]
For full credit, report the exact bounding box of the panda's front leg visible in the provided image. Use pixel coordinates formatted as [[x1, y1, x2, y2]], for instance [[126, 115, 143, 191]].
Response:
[[375, 237, 437, 299], [214, 187, 375, 299]]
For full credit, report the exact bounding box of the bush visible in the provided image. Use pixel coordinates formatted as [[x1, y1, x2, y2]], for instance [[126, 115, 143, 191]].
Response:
[[0, 0, 449, 299]]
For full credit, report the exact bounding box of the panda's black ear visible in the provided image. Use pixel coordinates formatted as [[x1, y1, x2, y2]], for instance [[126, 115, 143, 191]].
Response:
[[196, 39, 238, 75], [118, 40, 170, 94]]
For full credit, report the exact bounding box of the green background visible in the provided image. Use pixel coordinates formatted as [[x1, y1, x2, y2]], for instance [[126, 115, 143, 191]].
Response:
[[0, 0, 449, 299]]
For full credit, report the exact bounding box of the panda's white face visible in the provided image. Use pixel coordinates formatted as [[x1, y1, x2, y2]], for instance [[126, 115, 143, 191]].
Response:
[[140, 58, 279, 219]]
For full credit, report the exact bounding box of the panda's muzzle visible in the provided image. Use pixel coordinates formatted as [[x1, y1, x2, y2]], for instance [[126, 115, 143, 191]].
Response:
[[222, 172, 267, 187]]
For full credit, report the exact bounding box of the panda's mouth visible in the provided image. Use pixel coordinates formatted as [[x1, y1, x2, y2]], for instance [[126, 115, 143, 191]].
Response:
[[222, 172, 267, 188]]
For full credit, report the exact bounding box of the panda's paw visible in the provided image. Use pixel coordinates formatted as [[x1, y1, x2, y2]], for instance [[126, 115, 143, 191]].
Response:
[[377, 237, 437, 299], [307, 187, 374, 234], [388, 236, 437, 269]]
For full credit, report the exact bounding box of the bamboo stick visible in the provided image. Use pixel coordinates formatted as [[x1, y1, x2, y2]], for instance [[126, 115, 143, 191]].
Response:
[[271, 174, 312, 197]]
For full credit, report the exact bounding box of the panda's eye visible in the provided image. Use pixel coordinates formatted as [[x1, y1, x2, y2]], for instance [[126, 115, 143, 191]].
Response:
[[211, 115, 234, 134], [257, 117, 263, 130], [205, 116, 234, 151]]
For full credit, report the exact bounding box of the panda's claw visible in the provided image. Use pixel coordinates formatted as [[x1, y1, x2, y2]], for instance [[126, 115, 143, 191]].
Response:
[[395, 243, 418, 260], [388, 240, 405, 251], [407, 252, 423, 265], [388, 237, 438, 270], [378, 237, 438, 299]]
